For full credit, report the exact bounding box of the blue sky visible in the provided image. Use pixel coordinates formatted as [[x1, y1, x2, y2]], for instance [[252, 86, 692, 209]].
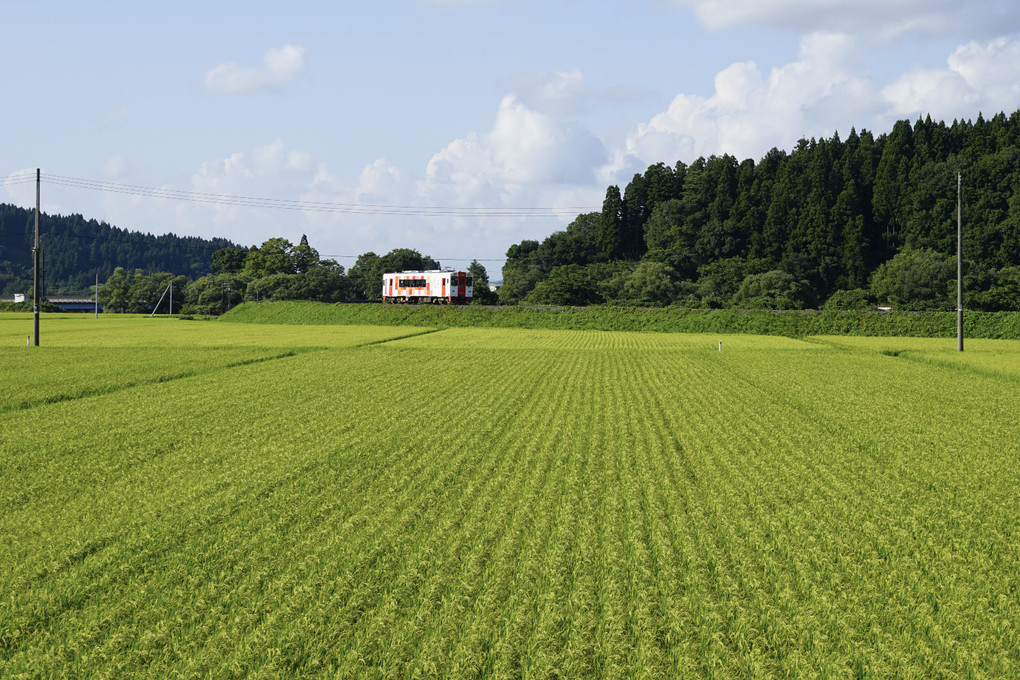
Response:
[[3, 0, 1020, 275]]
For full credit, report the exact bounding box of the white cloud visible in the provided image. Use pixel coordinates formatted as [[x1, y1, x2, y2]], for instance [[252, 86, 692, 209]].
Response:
[[609, 33, 878, 173], [884, 37, 1020, 118], [508, 69, 649, 116], [2, 169, 43, 211], [204, 44, 307, 94], [356, 159, 404, 201], [606, 33, 1020, 181], [249, 139, 313, 176], [426, 94, 606, 191], [674, 0, 1019, 38], [99, 156, 133, 179], [184, 139, 318, 244], [62, 29, 1020, 271]]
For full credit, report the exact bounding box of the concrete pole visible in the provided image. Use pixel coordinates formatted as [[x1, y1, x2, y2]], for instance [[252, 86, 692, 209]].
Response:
[[958, 172, 964, 352]]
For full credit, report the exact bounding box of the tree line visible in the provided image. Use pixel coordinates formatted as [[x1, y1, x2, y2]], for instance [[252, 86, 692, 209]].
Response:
[[0, 203, 496, 312], [96, 237, 496, 314], [0, 204, 239, 296], [7, 111, 1018, 313], [499, 112, 1020, 311]]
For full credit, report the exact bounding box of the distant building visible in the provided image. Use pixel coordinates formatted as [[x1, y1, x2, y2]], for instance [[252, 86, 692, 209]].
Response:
[[47, 296, 103, 313]]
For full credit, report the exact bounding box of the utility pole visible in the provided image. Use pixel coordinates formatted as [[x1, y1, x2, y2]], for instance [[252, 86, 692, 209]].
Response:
[[958, 172, 964, 352], [32, 169, 40, 346]]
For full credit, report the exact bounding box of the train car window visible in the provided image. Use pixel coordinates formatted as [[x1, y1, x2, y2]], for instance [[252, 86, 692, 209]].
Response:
[[466, 277, 473, 287]]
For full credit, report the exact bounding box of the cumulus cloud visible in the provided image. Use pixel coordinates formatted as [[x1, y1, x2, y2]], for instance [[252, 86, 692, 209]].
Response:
[[609, 33, 878, 174], [425, 94, 606, 192], [185, 139, 316, 242], [356, 159, 404, 201], [80, 29, 1020, 269], [2, 169, 42, 211], [508, 69, 650, 116], [99, 156, 133, 179], [884, 37, 1020, 118], [204, 44, 307, 93], [674, 0, 1020, 39], [605, 33, 1020, 181]]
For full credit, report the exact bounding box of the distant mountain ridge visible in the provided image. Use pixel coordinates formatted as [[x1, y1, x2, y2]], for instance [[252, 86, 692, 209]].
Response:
[[0, 203, 242, 295]]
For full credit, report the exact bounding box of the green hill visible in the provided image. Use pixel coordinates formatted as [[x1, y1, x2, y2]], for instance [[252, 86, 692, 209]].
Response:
[[0, 203, 242, 295]]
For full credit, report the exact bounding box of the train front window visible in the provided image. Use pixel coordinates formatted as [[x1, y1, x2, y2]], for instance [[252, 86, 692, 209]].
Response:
[[466, 276, 473, 287]]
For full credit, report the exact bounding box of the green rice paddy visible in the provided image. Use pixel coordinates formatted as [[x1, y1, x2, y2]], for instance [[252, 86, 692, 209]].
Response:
[[1, 314, 1017, 678]]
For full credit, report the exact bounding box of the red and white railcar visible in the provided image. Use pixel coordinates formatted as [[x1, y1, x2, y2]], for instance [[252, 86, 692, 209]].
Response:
[[382, 270, 473, 304]]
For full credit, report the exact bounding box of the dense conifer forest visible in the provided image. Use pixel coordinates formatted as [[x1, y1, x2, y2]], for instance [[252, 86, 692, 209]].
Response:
[[499, 112, 1020, 311], [0, 205, 239, 295]]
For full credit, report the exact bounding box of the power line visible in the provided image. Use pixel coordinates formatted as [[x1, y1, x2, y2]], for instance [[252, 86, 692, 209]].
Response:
[[0, 172, 36, 187], [4, 171, 546, 263], [41, 172, 597, 217]]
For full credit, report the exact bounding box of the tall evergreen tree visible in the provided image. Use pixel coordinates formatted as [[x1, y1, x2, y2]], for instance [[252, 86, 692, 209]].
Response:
[[597, 185, 624, 260]]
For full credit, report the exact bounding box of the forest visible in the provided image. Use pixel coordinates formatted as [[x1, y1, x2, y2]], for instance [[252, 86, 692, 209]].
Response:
[[3, 111, 1019, 312], [87, 240, 495, 315], [0, 204, 239, 295], [499, 112, 1020, 311]]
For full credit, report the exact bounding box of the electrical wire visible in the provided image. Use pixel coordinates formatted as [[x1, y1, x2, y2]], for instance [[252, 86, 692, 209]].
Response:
[[42, 173, 596, 217], [2, 171, 562, 262], [0, 172, 36, 187]]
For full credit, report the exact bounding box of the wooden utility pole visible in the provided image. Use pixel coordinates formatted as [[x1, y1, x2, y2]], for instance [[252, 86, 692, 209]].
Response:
[[33, 169, 40, 346], [958, 172, 964, 352]]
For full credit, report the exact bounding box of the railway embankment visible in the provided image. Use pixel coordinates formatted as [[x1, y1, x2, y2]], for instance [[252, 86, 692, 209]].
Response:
[[219, 301, 1020, 339]]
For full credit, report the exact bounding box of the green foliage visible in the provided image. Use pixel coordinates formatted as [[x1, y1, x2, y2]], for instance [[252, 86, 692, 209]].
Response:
[[524, 264, 601, 306], [0, 203, 239, 295], [620, 260, 679, 306], [0, 300, 62, 313], [245, 266, 354, 305], [498, 240, 543, 304], [347, 248, 439, 300], [823, 288, 874, 311], [870, 246, 955, 309], [219, 300, 1020, 339], [695, 256, 770, 306], [183, 272, 245, 315], [241, 237, 298, 278], [468, 260, 498, 304], [964, 265, 1020, 311], [500, 111, 1020, 311], [733, 269, 819, 310], [597, 185, 624, 260], [211, 246, 247, 274]]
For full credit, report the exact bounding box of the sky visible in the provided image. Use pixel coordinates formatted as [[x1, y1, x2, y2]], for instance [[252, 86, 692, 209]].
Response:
[[3, 0, 1020, 276]]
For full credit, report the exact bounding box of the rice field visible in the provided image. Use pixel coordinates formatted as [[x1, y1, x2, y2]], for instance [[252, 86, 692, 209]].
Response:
[[1, 315, 1018, 678]]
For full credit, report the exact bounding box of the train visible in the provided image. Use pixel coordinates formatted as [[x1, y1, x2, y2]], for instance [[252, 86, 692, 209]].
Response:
[[382, 269, 473, 304]]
